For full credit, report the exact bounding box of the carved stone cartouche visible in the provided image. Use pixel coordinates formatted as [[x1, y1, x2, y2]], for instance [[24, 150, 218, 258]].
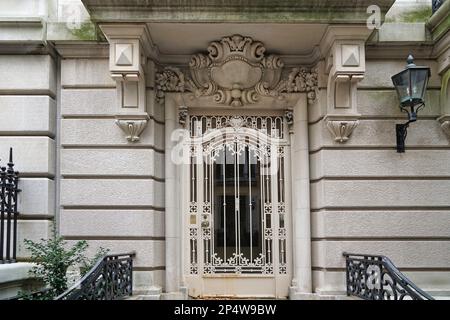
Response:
[[156, 35, 318, 107]]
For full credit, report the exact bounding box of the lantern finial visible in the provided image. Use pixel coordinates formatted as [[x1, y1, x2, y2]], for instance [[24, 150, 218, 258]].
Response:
[[406, 54, 415, 67]]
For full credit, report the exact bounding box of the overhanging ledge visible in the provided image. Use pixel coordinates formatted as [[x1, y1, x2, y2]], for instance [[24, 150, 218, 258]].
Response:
[[81, 0, 395, 23]]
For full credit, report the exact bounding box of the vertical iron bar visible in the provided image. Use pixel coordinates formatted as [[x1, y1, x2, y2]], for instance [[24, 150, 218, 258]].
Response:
[[236, 145, 241, 262], [248, 147, 252, 262], [12, 149, 19, 262], [129, 257, 133, 296], [345, 256, 350, 296], [5, 149, 14, 262], [12, 175, 18, 262], [378, 259, 383, 300], [260, 155, 265, 264], [223, 149, 226, 261], [103, 258, 109, 300], [234, 146, 238, 261], [210, 161, 214, 266], [0, 165, 5, 263]]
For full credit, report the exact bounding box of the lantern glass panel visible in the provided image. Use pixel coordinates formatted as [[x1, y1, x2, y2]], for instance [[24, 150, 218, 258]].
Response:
[[410, 68, 429, 103], [392, 69, 411, 105]]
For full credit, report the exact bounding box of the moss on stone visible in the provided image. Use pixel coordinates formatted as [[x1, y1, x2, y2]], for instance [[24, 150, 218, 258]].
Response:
[[398, 6, 432, 23], [69, 22, 97, 40]]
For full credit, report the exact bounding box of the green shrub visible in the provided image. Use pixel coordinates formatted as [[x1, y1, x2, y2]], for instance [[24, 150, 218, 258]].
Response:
[[22, 229, 109, 300]]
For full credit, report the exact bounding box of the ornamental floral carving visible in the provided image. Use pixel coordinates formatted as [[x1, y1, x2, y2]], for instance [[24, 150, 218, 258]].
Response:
[[278, 67, 318, 105], [326, 119, 359, 143], [155, 35, 318, 106], [115, 119, 148, 142], [156, 67, 192, 104]]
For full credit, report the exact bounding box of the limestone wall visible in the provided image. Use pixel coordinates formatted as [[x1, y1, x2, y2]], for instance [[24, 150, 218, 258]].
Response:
[[58, 56, 165, 292], [310, 57, 450, 297], [0, 54, 56, 260]]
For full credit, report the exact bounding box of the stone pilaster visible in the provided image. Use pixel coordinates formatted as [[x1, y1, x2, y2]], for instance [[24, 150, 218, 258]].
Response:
[[437, 53, 450, 139], [438, 64, 450, 138], [428, 2, 450, 139]]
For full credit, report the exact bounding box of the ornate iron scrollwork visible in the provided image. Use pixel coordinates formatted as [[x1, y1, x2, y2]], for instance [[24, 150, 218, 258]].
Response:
[[343, 253, 434, 300], [56, 253, 135, 300], [188, 115, 289, 276]]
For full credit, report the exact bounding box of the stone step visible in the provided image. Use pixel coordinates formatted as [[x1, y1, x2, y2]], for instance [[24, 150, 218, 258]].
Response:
[[126, 286, 162, 300]]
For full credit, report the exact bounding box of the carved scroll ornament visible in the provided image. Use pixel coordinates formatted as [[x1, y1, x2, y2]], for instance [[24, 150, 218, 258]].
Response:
[[156, 35, 318, 107]]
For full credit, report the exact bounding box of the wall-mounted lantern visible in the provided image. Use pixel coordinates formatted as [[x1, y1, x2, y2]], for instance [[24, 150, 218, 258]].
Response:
[[391, 55, 431, 153]]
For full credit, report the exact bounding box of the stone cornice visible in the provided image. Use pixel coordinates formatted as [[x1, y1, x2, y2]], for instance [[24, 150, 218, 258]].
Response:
[[365, 42, 435, 60], [0, 16, 44, 27], [157, 47, 322, 68], [81, 0, 395, 24], [0, 42, 57, 57], [53, 42, 109, 59]]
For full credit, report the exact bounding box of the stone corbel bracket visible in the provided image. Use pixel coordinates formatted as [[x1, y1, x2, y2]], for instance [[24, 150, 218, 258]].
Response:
[[100, 24, 153, 142], [324, 37, 366, 143], [325, 115, 360, 143]]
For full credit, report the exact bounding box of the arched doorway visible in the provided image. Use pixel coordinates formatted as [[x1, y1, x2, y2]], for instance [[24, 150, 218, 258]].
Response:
[[183, 114, 292, 298]]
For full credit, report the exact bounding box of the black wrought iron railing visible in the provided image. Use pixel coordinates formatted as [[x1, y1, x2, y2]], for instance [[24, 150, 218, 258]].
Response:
[[432, 0, 445, 13], [1, 148, 20, 264], [55, 252, 135, 300], [343, 253, 434, 300]]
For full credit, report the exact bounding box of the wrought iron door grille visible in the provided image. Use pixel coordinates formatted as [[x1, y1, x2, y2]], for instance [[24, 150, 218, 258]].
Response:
[[188, 115, 289, 276]]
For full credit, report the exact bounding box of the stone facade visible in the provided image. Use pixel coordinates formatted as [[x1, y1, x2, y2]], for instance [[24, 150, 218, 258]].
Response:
[[0, 0, 449, 299]]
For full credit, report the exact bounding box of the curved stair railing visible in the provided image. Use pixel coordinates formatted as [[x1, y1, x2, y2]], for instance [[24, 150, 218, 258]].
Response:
[[56, 252, 135, 300], [432, 0, 445, 14], [343, 253, 434, 300]]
